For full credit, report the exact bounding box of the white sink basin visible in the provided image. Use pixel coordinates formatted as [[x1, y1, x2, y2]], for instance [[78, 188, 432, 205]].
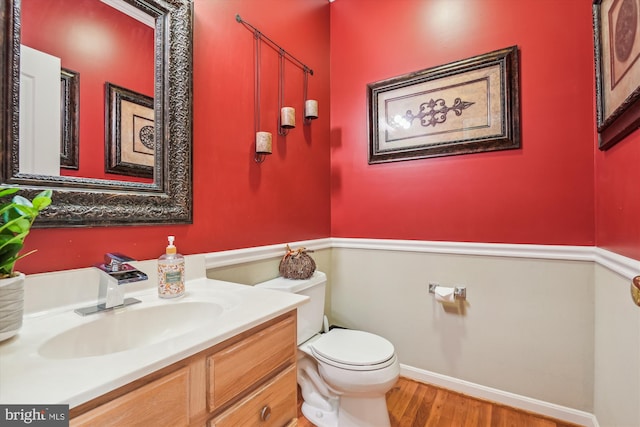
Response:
[[0, 277, 308, 407], [39, 301, 225, 359]]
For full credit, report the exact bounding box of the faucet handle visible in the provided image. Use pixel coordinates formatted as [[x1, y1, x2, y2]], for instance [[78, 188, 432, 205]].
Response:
[[95, 253, 148, 285], [104, 253, 136, 272]]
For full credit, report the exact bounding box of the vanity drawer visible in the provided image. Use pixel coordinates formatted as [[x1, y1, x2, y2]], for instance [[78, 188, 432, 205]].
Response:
[[70, 366, 190, 427], [207, 312, 296, 412], [209, 365, 297, 427]]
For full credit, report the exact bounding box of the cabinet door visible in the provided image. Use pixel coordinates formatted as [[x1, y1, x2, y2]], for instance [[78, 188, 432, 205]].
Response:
[[70, 367, 190, 427], [208, 313, 296, 411], [210, 365, 297, 427]]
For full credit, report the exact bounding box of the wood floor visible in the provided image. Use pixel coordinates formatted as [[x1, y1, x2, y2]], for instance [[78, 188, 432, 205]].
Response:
[[296, 377, 584, 427]]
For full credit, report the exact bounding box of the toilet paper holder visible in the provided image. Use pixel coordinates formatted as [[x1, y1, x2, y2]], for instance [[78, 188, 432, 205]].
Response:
[[428, 283, 466, 300]]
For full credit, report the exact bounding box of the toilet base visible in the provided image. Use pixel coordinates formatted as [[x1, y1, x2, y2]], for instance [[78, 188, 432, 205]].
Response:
[[302, 395, 391, 427], [338, 395, 391, 427], [301, 400, 339, 427]]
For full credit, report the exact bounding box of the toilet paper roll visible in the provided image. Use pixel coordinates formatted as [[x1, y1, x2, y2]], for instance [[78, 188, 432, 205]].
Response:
[[434, 286, 456, 303]]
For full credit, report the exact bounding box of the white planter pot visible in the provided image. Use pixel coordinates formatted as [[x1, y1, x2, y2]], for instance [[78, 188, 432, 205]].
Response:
[[0, 272, 25, 342]]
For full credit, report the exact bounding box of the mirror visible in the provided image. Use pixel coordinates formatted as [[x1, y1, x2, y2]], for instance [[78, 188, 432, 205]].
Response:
[[0, 0, 193, 227]]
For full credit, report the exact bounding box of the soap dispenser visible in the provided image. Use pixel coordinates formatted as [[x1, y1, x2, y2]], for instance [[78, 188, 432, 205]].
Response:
[[158, 235, 185, 298]]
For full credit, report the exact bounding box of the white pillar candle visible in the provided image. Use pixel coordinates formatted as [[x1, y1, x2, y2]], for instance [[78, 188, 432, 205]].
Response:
[[280, 107, 296, 129], [256, 131, 272, 154], [304, 99, 318, 119]]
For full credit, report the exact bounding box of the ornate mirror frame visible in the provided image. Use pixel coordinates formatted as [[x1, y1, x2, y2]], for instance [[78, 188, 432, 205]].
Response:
[[0, 0, 193, 227]]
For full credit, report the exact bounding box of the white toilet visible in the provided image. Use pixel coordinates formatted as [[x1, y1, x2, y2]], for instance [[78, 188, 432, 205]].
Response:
[[255, 271, 400, 427]]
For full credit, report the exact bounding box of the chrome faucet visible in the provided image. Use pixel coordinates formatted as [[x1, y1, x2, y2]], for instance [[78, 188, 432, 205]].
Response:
[[74, 253, 148, 316]]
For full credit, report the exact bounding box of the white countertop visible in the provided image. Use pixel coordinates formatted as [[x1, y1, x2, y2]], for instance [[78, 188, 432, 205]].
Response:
[[0, 278, 307, 407]]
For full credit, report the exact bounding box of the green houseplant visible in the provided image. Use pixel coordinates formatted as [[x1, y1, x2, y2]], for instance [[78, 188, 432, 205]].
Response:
[[0, 188, 51, 342], [0, 188, 52, 279]]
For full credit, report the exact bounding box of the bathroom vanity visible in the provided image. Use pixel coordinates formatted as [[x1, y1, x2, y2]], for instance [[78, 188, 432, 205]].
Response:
[[0, 265, 307, 427], [70, 311, 298, 426]]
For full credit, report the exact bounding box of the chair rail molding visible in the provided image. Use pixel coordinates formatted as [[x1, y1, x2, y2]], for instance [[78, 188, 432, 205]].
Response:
[[204, 238, 332, 269], [205, 237, 639, 280]]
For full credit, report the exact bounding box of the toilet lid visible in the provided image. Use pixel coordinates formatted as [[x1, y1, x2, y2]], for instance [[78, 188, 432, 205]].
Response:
[[310, 329, 395, 368]]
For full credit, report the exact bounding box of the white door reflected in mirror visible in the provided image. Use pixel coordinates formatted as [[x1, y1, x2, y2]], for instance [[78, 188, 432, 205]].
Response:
[[19, 45, 61, 176]]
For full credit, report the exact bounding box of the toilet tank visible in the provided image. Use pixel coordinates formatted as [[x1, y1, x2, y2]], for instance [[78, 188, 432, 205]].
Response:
[[254, 271, 326, 345]]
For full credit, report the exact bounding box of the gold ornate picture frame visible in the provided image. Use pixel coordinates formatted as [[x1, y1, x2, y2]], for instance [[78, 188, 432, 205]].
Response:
[[367, 46, 520, 164]]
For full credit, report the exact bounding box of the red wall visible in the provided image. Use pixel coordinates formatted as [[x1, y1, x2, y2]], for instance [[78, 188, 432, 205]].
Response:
[[329, 0, 596, 246], [595, 131, 640, 260], [21, 0, 154, 182], [17, 0, 640, 275], [20, 0, 332, 274]]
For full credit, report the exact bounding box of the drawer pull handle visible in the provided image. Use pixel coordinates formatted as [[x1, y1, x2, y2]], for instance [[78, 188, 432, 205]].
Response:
[[260, 405, 271, 421]]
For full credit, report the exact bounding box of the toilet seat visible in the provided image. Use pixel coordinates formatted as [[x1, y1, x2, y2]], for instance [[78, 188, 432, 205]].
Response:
[[309, 329, 396, 371]]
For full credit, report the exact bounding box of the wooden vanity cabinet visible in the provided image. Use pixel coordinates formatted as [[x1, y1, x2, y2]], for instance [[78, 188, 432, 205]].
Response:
[[70, 311, 298, 427], [209, 366, 297, 427]]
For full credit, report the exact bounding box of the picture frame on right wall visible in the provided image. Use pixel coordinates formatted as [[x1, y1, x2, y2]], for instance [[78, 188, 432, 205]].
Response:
[[367, 46, 520, 164], [593, 0, 640, 150]]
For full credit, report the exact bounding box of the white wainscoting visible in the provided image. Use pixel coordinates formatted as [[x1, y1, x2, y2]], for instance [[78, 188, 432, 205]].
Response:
[[205, 238, 639, 427]]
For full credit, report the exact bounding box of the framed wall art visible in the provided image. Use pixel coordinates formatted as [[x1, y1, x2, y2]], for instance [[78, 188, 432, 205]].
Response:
[[593, 0, 640, 150], [105, 82, 155, 178], [60, 68, 79, 170], [367, 46, 520, 164]]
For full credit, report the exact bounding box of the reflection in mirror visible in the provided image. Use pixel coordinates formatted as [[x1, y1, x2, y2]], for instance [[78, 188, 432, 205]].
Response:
[[0, 0, 193, 227], [20, 0, 155, 183], [60, 67, 80, 170]]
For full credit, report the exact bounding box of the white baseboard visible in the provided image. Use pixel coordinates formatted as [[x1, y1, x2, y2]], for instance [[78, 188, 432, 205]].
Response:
[[400, 364, 599, 427]]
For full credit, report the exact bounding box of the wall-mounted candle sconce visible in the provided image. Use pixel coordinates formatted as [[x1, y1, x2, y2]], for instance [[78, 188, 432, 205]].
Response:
[[253, 30, 271, 163], [255, 131, 272, 161], [236, 14, 317, 162], [303, 67, 318, 124], [278, 49, 295, 135]]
